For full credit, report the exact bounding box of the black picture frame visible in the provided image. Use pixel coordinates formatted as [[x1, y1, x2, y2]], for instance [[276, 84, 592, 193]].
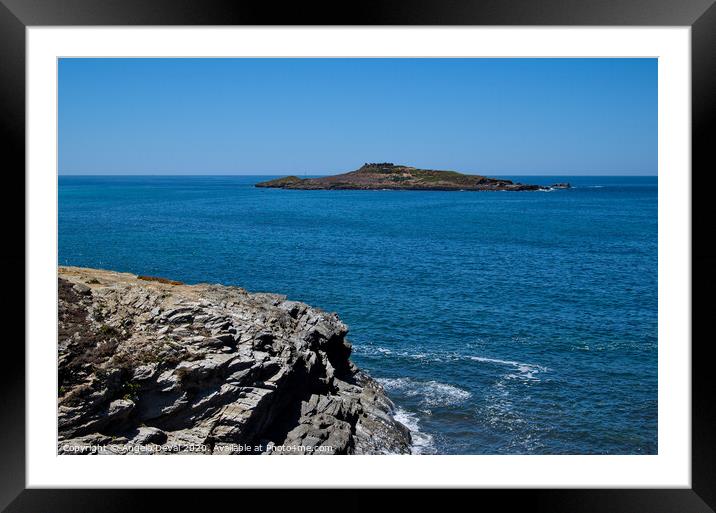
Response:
[[2, 0, 713, 511]]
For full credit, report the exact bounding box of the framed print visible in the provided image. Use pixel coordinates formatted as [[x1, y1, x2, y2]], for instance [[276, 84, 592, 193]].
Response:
[[2, 0, 714, 511]]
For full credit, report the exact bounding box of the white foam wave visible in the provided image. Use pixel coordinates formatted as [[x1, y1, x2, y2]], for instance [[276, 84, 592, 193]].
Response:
[[378, 377, 472, 407], [469, 356, 547, 380], [355, 345, 459, 363], [393, 407, 436, 455], [356, 346, 548, 381]]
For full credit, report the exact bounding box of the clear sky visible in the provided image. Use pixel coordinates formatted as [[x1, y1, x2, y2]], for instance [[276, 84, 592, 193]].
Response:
[[58, 58, 657, 176]]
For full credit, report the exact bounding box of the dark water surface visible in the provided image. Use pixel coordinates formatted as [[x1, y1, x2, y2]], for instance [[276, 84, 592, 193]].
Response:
[[59, 175, 657, 454]]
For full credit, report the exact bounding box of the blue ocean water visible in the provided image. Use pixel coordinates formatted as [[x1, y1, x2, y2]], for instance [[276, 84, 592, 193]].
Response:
[[58, 175, 657, 455]]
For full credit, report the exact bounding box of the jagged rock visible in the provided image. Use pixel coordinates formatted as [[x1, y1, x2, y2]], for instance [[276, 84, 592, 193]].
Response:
[[130, 426, 167, 445], [57, 266, 412, 455], [72, 283, 91, 295]]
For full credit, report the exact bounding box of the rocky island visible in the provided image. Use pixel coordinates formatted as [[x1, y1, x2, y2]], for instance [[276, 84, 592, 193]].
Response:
[[58, 266, 411, 455], [256, 163, 569, 191]]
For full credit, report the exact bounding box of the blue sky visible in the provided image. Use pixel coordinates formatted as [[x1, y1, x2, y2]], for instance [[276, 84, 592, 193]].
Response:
[[58, 58, 657, 176]]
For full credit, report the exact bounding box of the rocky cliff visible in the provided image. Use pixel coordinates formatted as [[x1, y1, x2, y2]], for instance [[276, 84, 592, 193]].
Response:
[[58, 267, 411, 455]]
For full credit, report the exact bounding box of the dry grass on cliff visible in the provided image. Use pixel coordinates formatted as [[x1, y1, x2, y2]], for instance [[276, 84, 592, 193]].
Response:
[[137, 275, 183, 285]]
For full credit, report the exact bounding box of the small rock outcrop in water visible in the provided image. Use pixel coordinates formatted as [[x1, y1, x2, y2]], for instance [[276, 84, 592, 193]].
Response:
[[550, 182, 572, 189], [255, 162, 547, 191], [58, 267, 411, 455]]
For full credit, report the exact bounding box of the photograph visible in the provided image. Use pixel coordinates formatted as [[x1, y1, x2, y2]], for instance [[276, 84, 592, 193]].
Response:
[[0, 0, 716, 502], [56, 57, 658, 456], [1, 0, 710, 505]]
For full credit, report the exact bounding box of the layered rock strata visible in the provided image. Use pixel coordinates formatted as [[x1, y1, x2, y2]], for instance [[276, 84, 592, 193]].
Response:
[[58, 267, 411, 455]]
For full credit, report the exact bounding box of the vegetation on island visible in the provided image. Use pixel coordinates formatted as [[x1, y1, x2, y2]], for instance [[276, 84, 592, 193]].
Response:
[[255, 163, 566, 191]]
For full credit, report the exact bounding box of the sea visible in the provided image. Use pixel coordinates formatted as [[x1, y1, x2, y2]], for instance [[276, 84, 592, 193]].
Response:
[[58, 175, 658, 455]]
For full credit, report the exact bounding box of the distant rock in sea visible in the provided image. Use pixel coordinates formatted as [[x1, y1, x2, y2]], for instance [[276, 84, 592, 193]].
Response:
[[256, 162, 553, 191], [58, 266, 411, 455]]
